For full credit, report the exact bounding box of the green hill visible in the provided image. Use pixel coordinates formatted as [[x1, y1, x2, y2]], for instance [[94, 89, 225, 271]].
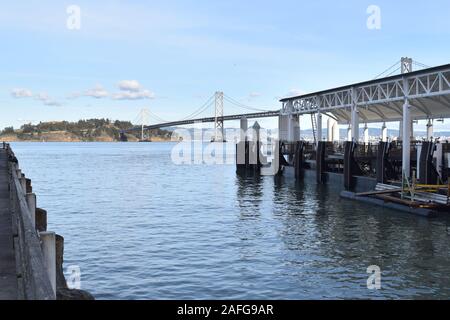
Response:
[[0, 119, 173, 142]]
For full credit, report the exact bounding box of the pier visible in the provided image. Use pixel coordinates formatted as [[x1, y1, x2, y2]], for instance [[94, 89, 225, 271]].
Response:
[[235, 59, 450, 217], [0, 143, 93, 300], [0, 143, 55, 299], [118, 59, 450, 217]]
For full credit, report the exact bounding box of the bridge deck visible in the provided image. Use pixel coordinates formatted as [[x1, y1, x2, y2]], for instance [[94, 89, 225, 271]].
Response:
[[0, 148, 18, 300]]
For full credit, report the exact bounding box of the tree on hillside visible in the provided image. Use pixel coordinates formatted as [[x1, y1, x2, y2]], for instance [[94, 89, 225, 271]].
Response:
[[1, 127, 15, 135]]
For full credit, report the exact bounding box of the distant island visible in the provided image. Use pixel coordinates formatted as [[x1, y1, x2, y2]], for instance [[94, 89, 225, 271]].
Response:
[[0, 119, 173, 142]]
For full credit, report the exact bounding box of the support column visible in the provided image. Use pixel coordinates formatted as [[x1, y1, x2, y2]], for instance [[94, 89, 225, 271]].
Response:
[[251, 122, 261, 174], [288, 114, 300, 142], [332, 121, 340, 142], [294, 115, 301, 141], [363, 123, 369, 145], [402, 97, 411, 180], [326, 118, 339, 142], [436, 143, 443, 179], [316, 112, 322, 144], [351, 106, 359, 142], [287, 115, 293, 142], [427, 119, 433, 141], [236, 117, 248, 171], [350, 87, 359, 143], [278, 115, 289, 142], [381, 122, 388, 142], [399, 121, 403, 140], [240, 117, 248, 142], [416, 144, 422, 180], [327, 118, 333, 142]]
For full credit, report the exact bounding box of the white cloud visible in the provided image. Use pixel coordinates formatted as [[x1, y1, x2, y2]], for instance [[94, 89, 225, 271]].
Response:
[[112, 89, 155, 100], [10, 88, 62, 106], [12, 82, 149, 106], [11, 88, 33, 98], [118, 80, 142, 92], [67, 84, 109, 100], [85, 85, 109, 98], [35, 92, 62, 106], [112, 80, 155, 100]]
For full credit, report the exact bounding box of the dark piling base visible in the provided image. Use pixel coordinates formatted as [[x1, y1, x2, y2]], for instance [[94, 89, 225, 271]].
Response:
[[56, 234, 95, 300], [57, 288, 95, 300]]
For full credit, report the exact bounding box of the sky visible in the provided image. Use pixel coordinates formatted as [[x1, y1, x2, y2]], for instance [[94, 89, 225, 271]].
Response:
[[1, 0, 450, 132]]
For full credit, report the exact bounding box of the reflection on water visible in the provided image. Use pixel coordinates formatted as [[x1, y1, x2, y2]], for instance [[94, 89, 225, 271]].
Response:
[[11, 142, 450, 299]]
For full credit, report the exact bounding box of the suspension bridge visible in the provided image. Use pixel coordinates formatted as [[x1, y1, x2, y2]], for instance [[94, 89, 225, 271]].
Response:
[[122, 92, 280, 142], [123, 58, 442, 143]]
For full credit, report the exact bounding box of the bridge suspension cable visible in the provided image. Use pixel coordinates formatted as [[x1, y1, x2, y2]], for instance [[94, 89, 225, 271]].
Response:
[[373, 59, 402, 79], [131, 92, 275, 130], [133, 108, 150, 126], [133, 93, 216, 126], [133, 108, 151, 140], [374, 58, 431, 80], [147, 110, 169, 123], [223, 94, 272, 112], [412, 60, 431, 69], [179, 93, 216, 121], [385, 66, 402, 77]]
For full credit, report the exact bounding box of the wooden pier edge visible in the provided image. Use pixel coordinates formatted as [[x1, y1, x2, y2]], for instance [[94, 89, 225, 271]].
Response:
[[2, 142, 94, 300]]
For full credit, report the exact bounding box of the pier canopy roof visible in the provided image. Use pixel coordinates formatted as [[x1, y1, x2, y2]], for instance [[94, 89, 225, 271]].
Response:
[[280, 64, 450, 124]]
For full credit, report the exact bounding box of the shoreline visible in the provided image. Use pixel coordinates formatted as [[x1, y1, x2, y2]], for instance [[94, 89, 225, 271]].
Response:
[[4, 141, 177, 143]]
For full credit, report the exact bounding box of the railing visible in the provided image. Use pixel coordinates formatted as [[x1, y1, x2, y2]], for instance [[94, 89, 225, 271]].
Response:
[[4, 143, 56, 300]]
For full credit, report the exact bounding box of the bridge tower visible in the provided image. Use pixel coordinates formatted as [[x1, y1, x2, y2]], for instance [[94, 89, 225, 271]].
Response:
[[136, 108, 150, 141], [213, 91, 225, 142], [401, 57, 413, 74]]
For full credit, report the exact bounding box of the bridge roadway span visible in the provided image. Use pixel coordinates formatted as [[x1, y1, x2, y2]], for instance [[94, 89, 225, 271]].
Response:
[[0, 148, 18, 299], [125, 110, 280, 132]]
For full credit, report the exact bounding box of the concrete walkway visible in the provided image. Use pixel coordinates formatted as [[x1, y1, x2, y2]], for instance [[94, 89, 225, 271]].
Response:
[[0, 148, 18, 300]]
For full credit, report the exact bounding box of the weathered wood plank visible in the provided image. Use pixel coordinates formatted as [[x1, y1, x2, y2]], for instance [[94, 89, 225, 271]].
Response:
[[0, 148, 18, 300]]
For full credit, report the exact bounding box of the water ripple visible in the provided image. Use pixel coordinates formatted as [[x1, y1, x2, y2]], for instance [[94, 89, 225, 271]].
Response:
[[10, 142, 450, 300]]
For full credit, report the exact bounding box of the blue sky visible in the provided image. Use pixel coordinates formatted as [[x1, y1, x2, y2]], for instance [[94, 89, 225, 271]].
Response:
[[1, 0, 450, 131]]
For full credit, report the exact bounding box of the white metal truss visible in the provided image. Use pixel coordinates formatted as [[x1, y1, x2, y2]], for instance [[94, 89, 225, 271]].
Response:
[[281, 64, 450, 124]]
